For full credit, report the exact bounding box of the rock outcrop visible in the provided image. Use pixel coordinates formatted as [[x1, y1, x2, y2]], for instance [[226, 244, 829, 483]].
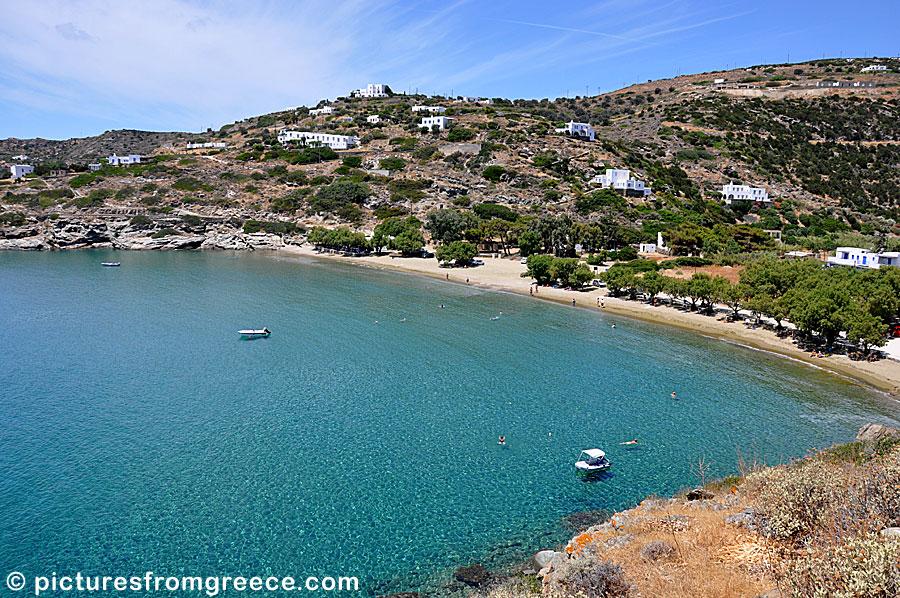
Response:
[[856, 423, 900, 442]]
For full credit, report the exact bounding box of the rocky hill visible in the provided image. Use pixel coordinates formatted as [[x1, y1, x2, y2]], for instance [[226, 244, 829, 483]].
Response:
[[2, 56, 900, 252]]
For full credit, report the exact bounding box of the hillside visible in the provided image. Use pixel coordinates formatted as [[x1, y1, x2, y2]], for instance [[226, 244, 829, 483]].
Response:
[[2, 56, 900, 255]]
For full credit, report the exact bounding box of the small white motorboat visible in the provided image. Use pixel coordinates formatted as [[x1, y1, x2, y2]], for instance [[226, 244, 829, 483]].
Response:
[[239, 328, 270, 339], [101, 262, 121, 267], [574, 449, 611, 472]]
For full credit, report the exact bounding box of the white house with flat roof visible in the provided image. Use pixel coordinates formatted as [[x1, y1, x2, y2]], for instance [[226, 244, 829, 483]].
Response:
[[12, 154, 27, 160], [419, 116, 454, 131], [555, 121, 595, 141], [411, 105, 446, 113], [352, 84, 388, 98], [309, 106, 334, 116], [828, 247, 899, 269], [277, 130, 359, 150], [9, 164, 34, 178], [861, 64, 887, 72], [721, 183, 769, 204], [107, 154, 141, 166], [366, 115, 382, 124], [186, 142, 228, 149], [88, 163, 102, 171], [591, 168, 651, 197]]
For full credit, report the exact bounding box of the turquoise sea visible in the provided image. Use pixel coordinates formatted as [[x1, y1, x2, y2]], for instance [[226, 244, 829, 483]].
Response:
[[1, 250, 898, 595]]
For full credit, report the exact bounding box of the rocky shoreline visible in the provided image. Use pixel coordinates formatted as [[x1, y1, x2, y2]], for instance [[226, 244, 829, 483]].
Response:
[[0, 213, 291, 251]]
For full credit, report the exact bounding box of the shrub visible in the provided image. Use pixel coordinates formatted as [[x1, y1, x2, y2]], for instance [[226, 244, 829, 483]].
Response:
[[783, 534, 900, 598], [482, 166, 507, 182], [447, 127, 475, 142], [0, 211, 27, 226], [379, 157, 406, 171], [473, 202, 517, 222], [151, 227, 179, 238], [342, 156, 362, 168], [552, 558, 629, 598], [389, 137, 417, 151], [129, 215, 152, 227], [412, 145, 439, 160], [173, 177, 213, 192], [640, 541, 675, 562], [242, 220, 300, 235]]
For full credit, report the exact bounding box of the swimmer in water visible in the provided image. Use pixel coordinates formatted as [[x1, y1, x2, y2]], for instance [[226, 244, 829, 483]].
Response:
[[671, 391, 676, 399], [400, 318, 407, 322], [611, 324, 616, 329], [440, 304, 445, 309], [498, 436, 506, 445], [619, 439, 638, 445]]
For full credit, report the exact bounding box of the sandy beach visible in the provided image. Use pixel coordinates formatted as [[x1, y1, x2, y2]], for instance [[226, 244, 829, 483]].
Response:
[[280, 244, 900, 398]]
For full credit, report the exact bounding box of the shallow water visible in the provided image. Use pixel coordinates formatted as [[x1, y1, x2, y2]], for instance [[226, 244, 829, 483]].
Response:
[[1, 250, 897, 594]]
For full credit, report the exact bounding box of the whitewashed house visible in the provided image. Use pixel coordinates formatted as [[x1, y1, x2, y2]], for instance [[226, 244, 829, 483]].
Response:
[[337, 116, 354, 123], [9, 164, 34, 178], [107, 154, 142, 166], [309, 106, 334, 117], [186, 142, 228, 149], [455, 96, 479, 103], [12, 154, 27, 160], [555, 121, 595, 141], [277, 130, 359, 150], [861, 64, 887, 72], [366, 115, 382, 124], [591, 169, 651, 197], [352, 84, 388, 98], [88, 163, 102, 171], [828, 247, 899, 269], [721, 183, 769, 204], [419, 116, 454, 131], [411, 105, 446, 113]]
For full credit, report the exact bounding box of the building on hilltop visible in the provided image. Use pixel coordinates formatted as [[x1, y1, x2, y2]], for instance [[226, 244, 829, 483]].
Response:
[[411, 105, 446, 114], [721, 183, 769, 205], [555, 121, 595, 141], [9, 164, 34, 178], [815, 80, 874, 88], [276, 129, 359, 150], [186, 142, 228, 149], [591, 169, 651, 197], [107, 154, 141, 166], [828, 247, 899, 269], [418, 116, 454, 131], [309, 106, 334, 117], [861, 65, 887, 73], [352, 84, 389, 98]]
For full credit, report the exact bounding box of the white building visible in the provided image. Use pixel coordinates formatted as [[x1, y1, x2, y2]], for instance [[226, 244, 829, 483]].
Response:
[[591, 169, 651, 196], [555, 121, 595, 141], [411, 105, 446, 113], [419, 116, 454, 131], [455, 96, 479, 103], [277, 130, 360, 150], [12, 154, 27, 160], [9, 164, 34, 178], [107, 154, 142, 166], [309, 106, 334, 116], [828, 247, 899, 269], [352, 84, 388, 98], [366, 115, 382, 124], [186, 142, 228, 149], [641, 232, 669, 255], [88, 163, 102, 171], [721, 183, 770, 204], [861, 64, 887, 72]]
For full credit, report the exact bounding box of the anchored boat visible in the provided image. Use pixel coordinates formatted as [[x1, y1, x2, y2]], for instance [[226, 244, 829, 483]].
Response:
[[239, 328, 270, 339], [574, 449, 611, 472], [101, 262, 121, 267]]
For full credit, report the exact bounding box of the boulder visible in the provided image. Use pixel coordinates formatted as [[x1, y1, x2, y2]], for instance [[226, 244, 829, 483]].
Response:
[[454, 565, 491, 587], [880, 527, 900, 538], [856, 423, 900, 442], [686, 488, 714, 501], [603, 533, 633, 550], [531, 550, 559, 571]]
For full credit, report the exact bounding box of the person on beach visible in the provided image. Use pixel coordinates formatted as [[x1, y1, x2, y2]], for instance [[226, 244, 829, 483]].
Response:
[[466, 278, 469, 284], [572, 299, 576, 307], [619, 439, 638, 445], [597, 297, 600, 307], [446, 273, 449, 280], [530, 287, 533, 296], [498, 436, 506, 445], [601, 297, 605, 308]]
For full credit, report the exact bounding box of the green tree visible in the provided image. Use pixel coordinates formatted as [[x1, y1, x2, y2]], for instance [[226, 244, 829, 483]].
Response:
[[391, 228, 426, 255], [425, 209, 471, 244], [518, 230, 543, 257], [526, 254, 556, 285], [435, 241, 477, 265]]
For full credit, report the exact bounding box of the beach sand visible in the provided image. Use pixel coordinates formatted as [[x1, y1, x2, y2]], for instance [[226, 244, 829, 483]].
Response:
[[279, 245, 900, 398]]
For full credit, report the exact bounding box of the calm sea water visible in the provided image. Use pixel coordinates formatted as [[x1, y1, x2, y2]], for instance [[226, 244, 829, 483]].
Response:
[[1, 250, 898, 595]]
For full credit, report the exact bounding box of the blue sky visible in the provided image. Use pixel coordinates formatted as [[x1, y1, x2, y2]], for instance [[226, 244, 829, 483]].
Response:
[[1, 0, 898, 140]]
